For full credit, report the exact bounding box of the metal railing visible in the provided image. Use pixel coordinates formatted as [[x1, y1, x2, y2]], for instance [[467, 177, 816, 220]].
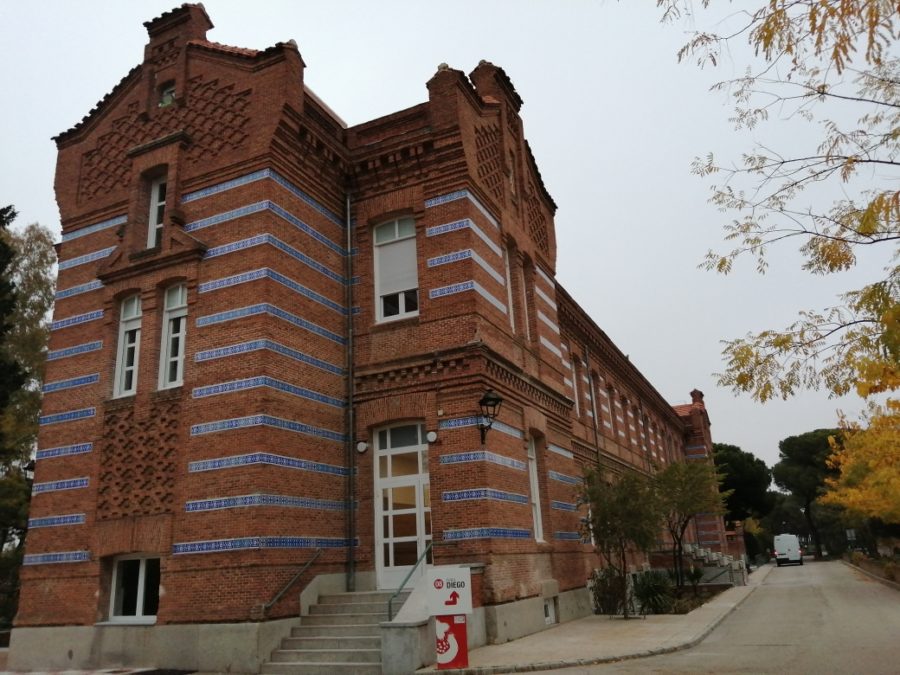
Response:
[[259, 547, 323, 618], [388, 541, 441, 621]]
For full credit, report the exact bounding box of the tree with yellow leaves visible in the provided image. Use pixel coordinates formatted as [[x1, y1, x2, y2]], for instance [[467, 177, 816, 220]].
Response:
[[655, 0, 899, 402], [823, 401, 900, 522]]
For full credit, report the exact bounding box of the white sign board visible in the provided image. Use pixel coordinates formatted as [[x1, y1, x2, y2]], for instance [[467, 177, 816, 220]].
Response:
[[427, 566, 472, 615]]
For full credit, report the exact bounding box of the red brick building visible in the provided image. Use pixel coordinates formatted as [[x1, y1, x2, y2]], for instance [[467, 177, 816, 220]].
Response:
[[12, 5, 727, 672]]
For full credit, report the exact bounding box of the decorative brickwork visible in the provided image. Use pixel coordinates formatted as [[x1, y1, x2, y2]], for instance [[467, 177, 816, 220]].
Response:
[[475, 123, 504, 202], [526, 182, 549, 254], [97, 401, 180, 519], [79, 76, 250, 200]]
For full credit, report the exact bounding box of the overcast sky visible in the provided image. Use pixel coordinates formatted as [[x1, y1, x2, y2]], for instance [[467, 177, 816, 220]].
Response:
[[0, 0, 883, 468]]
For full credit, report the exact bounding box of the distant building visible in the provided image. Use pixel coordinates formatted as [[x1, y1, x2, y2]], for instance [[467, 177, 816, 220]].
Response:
[[13, 5, 727, 672]]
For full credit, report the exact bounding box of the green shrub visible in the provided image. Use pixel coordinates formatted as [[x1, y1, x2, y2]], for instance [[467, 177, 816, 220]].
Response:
[[883, 562, 896, 581], [851, 550, 867, 566], [633, 570, 674, 615]]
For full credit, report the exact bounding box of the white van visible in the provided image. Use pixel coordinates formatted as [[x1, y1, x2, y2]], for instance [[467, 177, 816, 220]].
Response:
[[773, 534, 803, 566]]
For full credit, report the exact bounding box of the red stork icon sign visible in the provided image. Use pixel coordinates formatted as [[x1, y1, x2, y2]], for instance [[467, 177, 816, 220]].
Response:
[[426, 566, 473, 615]]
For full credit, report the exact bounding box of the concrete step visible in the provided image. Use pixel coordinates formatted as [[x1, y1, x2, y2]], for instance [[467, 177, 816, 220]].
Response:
[[310, 601, 389, 614], [270, 648, 382, 664], [300, 612, 388, 626], [260, 663, 381, 675], [282, 635, 381, 650], [292, 622, 382, 637]]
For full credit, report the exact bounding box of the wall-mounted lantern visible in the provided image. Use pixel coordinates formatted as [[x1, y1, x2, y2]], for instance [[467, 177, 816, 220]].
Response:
[[477, 389, 503, 444]]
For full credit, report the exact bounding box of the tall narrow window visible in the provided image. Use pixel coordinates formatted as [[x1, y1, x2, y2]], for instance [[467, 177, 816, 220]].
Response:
[[503, 246, 516, 331], [570, 359, 581, 417], [114, 295, 141, 397], [159, 284, 187, 388], [519, 263, 532, 340], [147, 177, 167, 248], [527, 437, 544, 541], [374, 217, 418, 321], [110, 555, 160, 624]]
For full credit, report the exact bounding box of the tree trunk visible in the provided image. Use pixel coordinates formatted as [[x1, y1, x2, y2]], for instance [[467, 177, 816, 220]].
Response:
[[804, 499, 824, 559]]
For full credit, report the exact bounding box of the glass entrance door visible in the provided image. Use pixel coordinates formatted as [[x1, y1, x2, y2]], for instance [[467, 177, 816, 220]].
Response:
[[375, 423, 431, 589]]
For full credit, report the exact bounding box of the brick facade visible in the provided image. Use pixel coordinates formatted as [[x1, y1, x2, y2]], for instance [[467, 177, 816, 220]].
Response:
[[17, 2, 725, 652]]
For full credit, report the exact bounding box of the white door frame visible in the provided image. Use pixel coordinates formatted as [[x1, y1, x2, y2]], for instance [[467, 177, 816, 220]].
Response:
[[374, 422, 431, 589]]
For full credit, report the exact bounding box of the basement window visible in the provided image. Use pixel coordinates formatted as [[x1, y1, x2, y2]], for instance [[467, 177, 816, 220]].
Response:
[[109, 555, 160, 624]]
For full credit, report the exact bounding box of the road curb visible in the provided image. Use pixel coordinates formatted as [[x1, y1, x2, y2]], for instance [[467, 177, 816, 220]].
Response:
[[840, 559, 900, 592], [421, 568, 771, 674]]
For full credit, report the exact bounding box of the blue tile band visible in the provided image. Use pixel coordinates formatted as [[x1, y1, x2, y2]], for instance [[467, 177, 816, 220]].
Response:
[[551, 501, 578, 512], [182, 168, 343, 228], [199, 268, 347, 315], [23, 550, 90, 565], [190, 415, 345, 443], [428, 279, 507, 314], [549, 470, 581, 486], [548, 443, 574, 459], [205, 234, 347, 285], [32, 477, 89, 494], [425, 218, 502, 257], [185, 493, 347, 512], [442, 527, 531, 541], [442, 488, 528, 504], [50, 310, 104, 332], [57, 247, 116, 271], [61, 215, 126, 242], [38, 407, 96, 426], [36, 442, 93, 461], [437, 417, 523, 440], [424, 189, 499, 229], [28, 513, 86, 528], [196, 303, 346, 345], [439, 451, 526, 471], [192, 376, 344, 408], [173, 536, 354, 555], [194, 339, 343, 375], [554, 532, 583, 541], [185, 201, 346, 256], [427, 249, 505, 285], [188, 451, 348, 476], [42, 373, 100, 394], [55, 280, 103, 300], [47, 341, 103, 361]]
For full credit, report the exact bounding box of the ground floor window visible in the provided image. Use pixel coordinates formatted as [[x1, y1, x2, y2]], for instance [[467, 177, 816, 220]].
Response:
[[110, 555, 160, 623]]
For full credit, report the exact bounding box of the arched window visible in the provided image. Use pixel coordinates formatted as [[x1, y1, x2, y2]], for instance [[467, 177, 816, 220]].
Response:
[[159, 284, 187, 388], [113, 294, 141, 397]]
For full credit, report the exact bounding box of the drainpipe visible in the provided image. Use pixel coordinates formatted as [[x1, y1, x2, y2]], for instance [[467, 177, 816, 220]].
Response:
[[345, 192, 356, 591]]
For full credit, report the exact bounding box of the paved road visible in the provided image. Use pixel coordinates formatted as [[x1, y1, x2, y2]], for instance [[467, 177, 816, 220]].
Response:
[[538, 560, 900, 674]]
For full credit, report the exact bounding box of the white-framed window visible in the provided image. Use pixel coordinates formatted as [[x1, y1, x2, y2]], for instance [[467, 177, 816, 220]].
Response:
[[109, 555, 160, 624], [374, 217, 419, 322], [527, 437, 544, 541], [147, 177, 167, 248], [159, 284, 187, 388], [113, 294, 142, 397]]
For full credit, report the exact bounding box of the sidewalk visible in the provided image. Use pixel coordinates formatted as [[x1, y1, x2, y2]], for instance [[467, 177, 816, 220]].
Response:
[[419, 563, 774, 674]]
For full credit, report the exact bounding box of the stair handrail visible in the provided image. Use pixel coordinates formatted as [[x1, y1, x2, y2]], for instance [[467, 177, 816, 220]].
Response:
[[388, 541, 445, 621], [260, 547, 323, 618]]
